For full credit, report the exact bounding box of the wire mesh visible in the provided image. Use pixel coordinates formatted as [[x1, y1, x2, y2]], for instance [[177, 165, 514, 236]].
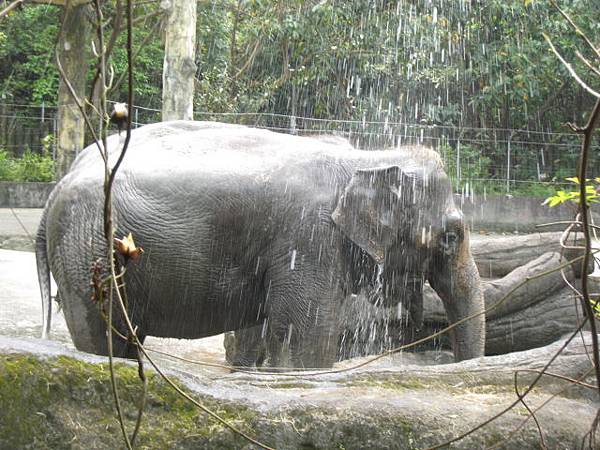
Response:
[[1, 102, 596, 194]]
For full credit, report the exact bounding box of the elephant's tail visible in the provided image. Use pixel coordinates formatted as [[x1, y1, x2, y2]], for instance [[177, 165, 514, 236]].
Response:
[[35, 207, 52, 338]]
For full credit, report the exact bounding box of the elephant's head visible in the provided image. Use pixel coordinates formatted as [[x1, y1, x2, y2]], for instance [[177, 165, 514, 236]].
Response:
[[331, 161, 453, 270], [332, 160, 485, 361]]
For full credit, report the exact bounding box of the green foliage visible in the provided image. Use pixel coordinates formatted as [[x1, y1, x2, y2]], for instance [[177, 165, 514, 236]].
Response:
[[0, 5, 60, 104], [593, 300, 600, 319], [0, 1, 598, 189], [211, 0, 599, 126], [0, 147, 55, 182], [544, 175, 600, 319], [544, 177, 600, 207]]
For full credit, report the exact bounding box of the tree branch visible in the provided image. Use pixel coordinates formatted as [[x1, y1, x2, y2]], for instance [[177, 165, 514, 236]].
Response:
[[543, 33, 600, 99]]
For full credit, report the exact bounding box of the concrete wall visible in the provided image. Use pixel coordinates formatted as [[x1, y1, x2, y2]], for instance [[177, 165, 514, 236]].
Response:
[[0, 182, 55, 208], [0, 182, 590, 233], [458, 194, 595, 232]]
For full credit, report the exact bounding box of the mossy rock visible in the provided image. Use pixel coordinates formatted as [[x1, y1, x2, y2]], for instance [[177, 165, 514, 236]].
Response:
[[0, 354, 257, 449], [1, 334, 598, 449]]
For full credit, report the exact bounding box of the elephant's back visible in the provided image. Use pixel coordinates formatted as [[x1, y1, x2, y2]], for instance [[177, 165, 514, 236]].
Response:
[[70, 121, 349, 180], [67, 121, 444, 189]]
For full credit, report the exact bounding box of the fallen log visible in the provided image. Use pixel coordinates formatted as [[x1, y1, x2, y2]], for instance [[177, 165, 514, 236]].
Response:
[[472, 231, 592, 278], [485, 286, 584, 355], [471, 232, 562, 278]]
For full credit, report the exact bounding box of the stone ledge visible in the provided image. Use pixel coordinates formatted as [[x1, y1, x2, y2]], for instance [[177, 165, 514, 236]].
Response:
[[0, 334, 597, 449]]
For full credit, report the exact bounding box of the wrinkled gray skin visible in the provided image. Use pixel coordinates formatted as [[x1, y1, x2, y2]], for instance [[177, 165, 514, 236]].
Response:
[[36, 121, 484, 368]]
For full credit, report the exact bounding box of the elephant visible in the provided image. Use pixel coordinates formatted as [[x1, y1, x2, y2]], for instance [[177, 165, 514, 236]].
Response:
[[36, 120, 485, 368]]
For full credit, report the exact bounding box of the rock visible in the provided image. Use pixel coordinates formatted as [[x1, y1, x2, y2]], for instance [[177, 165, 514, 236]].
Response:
[[0, 334, 597, 449]]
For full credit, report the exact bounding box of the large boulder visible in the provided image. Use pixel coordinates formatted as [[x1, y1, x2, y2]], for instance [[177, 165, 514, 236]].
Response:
[[0, 334, 597, 449]]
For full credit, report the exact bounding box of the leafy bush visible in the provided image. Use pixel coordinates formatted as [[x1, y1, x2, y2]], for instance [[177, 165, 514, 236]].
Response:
[[0, 148, 55, 182]]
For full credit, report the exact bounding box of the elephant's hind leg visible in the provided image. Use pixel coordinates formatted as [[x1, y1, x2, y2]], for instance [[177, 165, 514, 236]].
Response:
[[60, 287, 145, 359]]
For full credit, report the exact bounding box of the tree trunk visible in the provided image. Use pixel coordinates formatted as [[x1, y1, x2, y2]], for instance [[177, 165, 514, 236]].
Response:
[[471, 232, 592, 279], [56, 5, 90, 180], [162, 0, 196, 121]]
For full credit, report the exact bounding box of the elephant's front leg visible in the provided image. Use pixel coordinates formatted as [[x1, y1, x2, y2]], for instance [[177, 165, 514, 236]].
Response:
[[264, 262, 343, 369], [224, 325, 267, 368]]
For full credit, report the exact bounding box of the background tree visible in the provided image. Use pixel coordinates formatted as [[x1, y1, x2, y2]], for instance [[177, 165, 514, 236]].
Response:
[[55, 2, 90, 180], [161, 0, 196, 121]]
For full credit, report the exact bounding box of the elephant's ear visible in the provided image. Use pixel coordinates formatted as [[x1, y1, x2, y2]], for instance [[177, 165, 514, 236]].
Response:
[[332, 166, 406, 263]]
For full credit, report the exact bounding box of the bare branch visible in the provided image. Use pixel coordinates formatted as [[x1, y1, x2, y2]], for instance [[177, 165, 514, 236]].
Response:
[[0, 0, 24, 18], [486, 367, 596, 450], [425, 320, 588, 450], [571, 95, 600, 395], [109, 17, 161, 95], [550, 0, 600, 61], [543, 33, 600, 99], [513, 370, 547, 449], [233, 38, 262, 80], [89, 0, 123, 102], [576, 50, 600, 78]]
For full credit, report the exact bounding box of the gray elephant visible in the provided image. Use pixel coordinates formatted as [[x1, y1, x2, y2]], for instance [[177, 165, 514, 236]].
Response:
[[37, 120, 484, 368]]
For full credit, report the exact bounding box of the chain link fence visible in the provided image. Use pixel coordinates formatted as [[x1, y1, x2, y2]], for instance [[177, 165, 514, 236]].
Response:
[[2, 102, 597, 194]]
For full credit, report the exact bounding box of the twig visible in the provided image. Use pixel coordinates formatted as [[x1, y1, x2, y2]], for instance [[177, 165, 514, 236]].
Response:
[[130, 8, 163, 26], [486, 367, 596, 450], [233, 39, 262, 80], [513, 370, 547, 449], [514, 368, 597, 391], [91, 0, 132, 446], [130, 344, 147, 446], [104, 285, 276, 448], [154, 253, 592, 378], [576, 51, 600, 78], [536, 220, 600, 232], [89, 0, 123, 106], [109, 17, 161, 95], [580, 410, 599, 449], [572, 95, 600, 395]]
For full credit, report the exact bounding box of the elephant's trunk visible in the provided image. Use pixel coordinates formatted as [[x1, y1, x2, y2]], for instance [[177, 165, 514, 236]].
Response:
[[430, 222, 486, 361], [445, 257, 485, 361]]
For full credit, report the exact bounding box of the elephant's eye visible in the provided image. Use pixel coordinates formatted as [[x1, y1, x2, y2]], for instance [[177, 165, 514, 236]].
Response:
[[440, 229, 463, 255]]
